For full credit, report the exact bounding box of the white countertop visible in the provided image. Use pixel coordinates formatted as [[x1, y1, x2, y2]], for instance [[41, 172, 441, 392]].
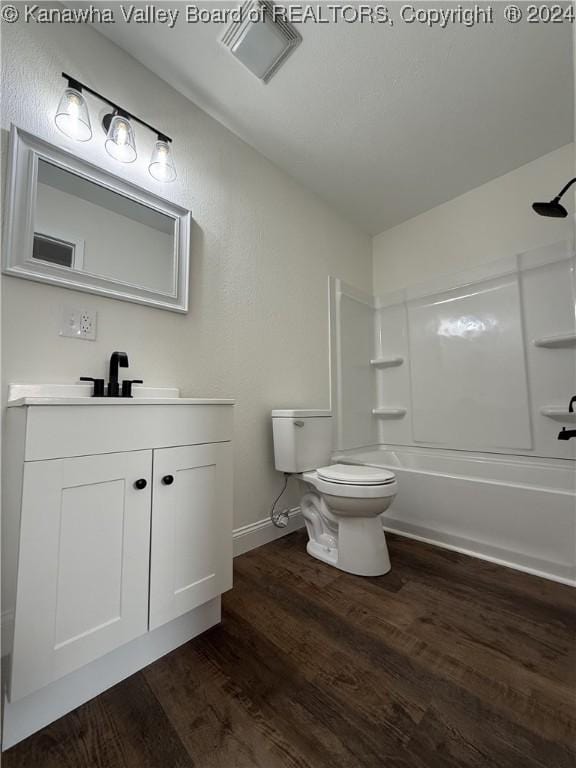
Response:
[[7, 384, 235, 407], [8, 397, 236, 407]]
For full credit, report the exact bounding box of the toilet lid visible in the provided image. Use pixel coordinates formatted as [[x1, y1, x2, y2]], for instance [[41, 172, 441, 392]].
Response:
[[316, 464, 396, 485]]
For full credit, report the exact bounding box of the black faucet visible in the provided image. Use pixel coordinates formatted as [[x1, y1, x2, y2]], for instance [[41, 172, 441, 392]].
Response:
[[108, 351, 129, 397], [557, 395, 576, 441]]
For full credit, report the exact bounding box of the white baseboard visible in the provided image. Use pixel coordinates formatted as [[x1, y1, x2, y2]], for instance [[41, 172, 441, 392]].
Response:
[[233, 506, 304, 557], [382, 522, 576, 587]]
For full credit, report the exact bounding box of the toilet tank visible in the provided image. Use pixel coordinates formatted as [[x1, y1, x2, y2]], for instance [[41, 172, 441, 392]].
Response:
[[272, 410, 333, 473]]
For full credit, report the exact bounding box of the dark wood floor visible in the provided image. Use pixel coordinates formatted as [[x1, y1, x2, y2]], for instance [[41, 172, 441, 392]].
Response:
[[4, 531, 576, 768]]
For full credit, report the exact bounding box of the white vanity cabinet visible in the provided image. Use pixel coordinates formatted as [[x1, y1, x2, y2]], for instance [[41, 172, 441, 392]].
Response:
[[4, 388, 234, 706], [150, 443, 232, 630], [12, 450, 154, 700]]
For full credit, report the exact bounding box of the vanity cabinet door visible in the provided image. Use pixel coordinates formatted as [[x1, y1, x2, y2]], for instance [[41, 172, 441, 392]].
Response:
[[149, 442, 233, 630], [10, 450, 152, 701]]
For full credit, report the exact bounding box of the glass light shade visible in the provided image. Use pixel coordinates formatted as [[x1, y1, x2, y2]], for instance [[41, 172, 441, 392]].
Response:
[[104, 114, 137, 163], [148, 140, 177, 182], [54, 87, 92, 142]]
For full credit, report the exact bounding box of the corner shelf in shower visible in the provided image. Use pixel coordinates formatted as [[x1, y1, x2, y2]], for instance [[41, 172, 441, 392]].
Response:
[[540, 407, 576, 423], [372, 408, 407, 418], [370, 357, 404, 368], [533, 333, 576, 349]]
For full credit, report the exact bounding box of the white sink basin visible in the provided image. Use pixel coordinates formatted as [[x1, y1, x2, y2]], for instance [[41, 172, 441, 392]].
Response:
[[7, 384, 234, 407]]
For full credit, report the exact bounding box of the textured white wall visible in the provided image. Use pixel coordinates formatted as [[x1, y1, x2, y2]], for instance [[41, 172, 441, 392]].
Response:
[[372, 144, 575, 294], [0, 20, 372, 527]]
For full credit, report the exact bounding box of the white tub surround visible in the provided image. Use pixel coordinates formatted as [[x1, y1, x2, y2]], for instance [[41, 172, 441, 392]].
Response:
[[533, 333, 576, 349], [330, 240, 576, 584], [333, 240, 576, 461], [2, 385, 234, 747]]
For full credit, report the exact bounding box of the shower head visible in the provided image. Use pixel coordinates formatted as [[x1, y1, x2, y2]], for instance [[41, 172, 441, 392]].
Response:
[[532, 199, 568, 218], [532, 177, 576, 218]]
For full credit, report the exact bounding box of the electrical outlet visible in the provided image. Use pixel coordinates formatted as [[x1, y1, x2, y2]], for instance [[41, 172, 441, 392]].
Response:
[[60, 307, 97, 341]]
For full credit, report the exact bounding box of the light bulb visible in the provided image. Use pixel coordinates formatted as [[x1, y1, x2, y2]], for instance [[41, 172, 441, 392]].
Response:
[[149, 139, 177, 182], [55, 87, 92, 142], [104, 114, 137, 163]]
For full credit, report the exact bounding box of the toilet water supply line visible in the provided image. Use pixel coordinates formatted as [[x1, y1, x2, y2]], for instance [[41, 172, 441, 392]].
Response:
[[270, 473, 291, 528]]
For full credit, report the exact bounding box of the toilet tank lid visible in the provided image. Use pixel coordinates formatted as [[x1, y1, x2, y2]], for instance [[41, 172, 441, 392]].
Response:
[[272, 409, 332, 418]]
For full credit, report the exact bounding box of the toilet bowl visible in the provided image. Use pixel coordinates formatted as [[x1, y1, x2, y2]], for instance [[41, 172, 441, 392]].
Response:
[[300, 464, 397, 576], [271, 410, 398, 576]]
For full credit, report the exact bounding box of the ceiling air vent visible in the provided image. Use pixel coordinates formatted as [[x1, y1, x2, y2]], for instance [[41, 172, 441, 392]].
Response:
[[221, 1, 302, 83]]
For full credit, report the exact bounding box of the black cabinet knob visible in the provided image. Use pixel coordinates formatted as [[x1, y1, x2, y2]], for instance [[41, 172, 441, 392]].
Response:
[[134, 478, 148, 490], [162, 475, 175, 486]]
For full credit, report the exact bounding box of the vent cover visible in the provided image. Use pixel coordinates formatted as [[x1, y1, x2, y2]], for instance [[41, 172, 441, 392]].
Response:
[[33, 233, 75, 268], [221, 1, 302, 83]]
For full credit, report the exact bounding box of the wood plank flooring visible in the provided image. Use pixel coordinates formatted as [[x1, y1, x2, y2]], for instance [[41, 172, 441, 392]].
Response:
[[4, 531, 576, 767]]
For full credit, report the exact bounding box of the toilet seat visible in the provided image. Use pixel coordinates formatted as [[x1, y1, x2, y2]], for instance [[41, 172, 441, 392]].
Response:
[[317, 463, 396, 486], [303, 465, 398, 499]]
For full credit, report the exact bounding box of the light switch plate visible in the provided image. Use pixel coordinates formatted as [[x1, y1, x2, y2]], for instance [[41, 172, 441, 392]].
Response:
[[60, 307, 97, 341]]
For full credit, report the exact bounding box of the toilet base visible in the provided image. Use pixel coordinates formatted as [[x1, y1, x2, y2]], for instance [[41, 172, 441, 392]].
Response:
[[337, 515, 391, 576], [301, 492, 391, 577], [306, 539, 339, 568]]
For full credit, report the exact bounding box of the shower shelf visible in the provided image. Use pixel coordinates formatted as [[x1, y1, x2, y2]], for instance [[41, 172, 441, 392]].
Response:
[[372, 408, 407, 418], [540, 407, 576, 423], [370, 357, 404, 368], [533, 333, 576, 349]]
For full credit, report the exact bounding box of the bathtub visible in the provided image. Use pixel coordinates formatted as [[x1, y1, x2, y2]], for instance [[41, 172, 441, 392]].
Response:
[[333, 446, 576, 585]]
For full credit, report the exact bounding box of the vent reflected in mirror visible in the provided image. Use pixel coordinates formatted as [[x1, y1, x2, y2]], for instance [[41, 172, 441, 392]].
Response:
[[33, 233, 76, 268], [34, 159, 176, 294]]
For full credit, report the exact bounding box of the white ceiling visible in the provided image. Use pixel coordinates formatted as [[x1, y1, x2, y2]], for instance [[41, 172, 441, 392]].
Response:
[[87, 2, 573, 235]]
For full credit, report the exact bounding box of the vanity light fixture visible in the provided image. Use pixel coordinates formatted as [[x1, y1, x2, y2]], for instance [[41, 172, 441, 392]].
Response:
[[149, 139, 177, 182], [104, 112, 137, 164], [54, 78, 92, 142], [55, 74, 176, 181]]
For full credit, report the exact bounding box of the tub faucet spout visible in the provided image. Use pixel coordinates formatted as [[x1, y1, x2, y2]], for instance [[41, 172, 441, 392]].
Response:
[[558, 427, 576, 441]]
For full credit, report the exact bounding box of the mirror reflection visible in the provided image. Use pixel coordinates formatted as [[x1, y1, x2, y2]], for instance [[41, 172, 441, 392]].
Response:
[[33, 159, 176, 294]]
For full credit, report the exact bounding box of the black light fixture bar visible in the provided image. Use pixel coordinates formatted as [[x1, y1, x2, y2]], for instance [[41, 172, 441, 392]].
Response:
[[62, 72, 172, 143]]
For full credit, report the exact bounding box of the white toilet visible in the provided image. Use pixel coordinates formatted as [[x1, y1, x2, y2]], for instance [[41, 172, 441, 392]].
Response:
[[271, 410, 398, 577]]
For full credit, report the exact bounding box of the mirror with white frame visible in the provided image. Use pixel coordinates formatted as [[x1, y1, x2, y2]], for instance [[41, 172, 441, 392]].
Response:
[[3, 126, 191, 312]]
